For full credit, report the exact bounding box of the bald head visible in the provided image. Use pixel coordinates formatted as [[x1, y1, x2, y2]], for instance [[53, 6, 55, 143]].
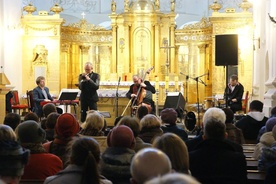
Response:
[[130, 148, 172, 184]]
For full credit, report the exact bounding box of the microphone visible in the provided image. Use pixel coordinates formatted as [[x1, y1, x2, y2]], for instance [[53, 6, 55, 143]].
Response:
[[207, 70, 209, 80]]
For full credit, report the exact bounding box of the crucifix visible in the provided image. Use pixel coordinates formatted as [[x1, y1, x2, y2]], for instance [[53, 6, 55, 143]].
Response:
[[160, 38, 174, 76], [81, 12, 86, 19]]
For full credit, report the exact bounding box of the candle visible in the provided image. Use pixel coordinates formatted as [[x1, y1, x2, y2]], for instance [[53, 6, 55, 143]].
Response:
[[155, 77, 159, 90], [165, 76, 169, 90]]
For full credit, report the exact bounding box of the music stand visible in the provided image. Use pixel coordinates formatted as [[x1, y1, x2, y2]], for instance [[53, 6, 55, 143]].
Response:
[[58, 92, 78, 101]]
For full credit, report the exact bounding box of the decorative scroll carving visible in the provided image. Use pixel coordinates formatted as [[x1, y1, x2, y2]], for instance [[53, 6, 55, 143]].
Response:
[[55, 0, 97, 13]]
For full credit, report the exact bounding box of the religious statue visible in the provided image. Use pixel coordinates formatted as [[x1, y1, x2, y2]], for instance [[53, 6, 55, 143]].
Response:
[[111, 0, 116, 13], [155, 0, 160, 11], [124, 0, 129, 12], [171, 0, 175, 12]]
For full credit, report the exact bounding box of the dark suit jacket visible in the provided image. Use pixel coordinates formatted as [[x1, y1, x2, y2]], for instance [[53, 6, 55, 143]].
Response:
[[33, 86, 53, 117], [78, 72, 100, 102], [224, 83, 244, 112], [189, 139, 247, 184]]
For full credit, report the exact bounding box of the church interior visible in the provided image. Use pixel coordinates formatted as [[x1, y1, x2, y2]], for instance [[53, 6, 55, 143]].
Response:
[[0, 0, 276, 126]]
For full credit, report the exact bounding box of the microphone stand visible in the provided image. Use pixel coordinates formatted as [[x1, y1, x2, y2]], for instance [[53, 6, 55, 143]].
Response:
[[115, 77, 121, 117], [189, 73, 207, 126]]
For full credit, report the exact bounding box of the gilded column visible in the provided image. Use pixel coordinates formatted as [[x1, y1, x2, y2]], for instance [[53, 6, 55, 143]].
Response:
[[154, 24, 160, 75], [60, 43, 70, 89], [79, 45, 91, 72], [170, 24, 175, 74]]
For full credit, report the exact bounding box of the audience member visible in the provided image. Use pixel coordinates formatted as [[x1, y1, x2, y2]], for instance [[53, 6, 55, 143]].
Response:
[[253, 117, 276, 159], [145, 173, 200, 184], [136, 105, 150, 120], [160, 108, 188, 142], [45, 112, 60, 141], [43, 113, 80, 168], [270, 106, 276, 118], [100, 125, 136, 184], [258, 125, 276, 171], [16, 120, 62, 180], [3, 112, 21, 130], [139, 114, 163, 143], [118, 116, 152, 152], [189, 107, 247, 184], [153, 133, 189, 174], [23, 112, 39, 123], [0, 141, 30, 184], [41, 103, 58, 130], [130, 147, 172, 184], [236, 100, 268, 143], [222, 108, 245, 144], [79, 111, 105, 136], [44, 137, 112, 184], [265, 162, 276, 184], [0, 124, 16, 141]]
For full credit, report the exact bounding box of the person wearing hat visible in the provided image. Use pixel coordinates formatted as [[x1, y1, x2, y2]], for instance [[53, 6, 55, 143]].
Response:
[[43, 113, 80, 167], [160, 108, 188, 142], [0, 140, 30, 184], [100, 125, 136, 184], [16, 120, 62, 180], [253, 117, 276, 159]]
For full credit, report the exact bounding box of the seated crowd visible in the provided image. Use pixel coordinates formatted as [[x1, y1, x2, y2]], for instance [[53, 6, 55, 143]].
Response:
[[1, 102, 276, 184]]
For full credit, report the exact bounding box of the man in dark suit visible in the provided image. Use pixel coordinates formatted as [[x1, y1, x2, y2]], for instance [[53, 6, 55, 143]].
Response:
[[189, 107, 247, 184], [224, 74, 244, 113], [33, 76, 53, 117], [78, 62, 100, 122], [126, 74, 156, 115]]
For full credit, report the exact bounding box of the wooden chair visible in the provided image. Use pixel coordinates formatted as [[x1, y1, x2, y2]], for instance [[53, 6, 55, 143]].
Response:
[[26, 90, 34, 112], [10, 90, 28, 115], [242, 91, 249, 114]]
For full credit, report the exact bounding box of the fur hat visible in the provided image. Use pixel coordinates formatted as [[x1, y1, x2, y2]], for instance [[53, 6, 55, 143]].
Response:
[[265, 117, 276, 132], [107, 125, 135, 149], [0, 141, 30, 177], [55, 113, 80, 138], [160, 108, 178, 125], [17, 120, 45, 143]]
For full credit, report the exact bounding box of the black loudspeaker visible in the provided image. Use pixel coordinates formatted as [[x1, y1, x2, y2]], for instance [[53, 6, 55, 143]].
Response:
[[163, 92, 185, 118], [215, 34, 238, 66]]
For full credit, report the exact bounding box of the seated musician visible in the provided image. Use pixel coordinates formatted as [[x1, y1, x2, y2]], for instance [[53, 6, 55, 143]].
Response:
[[126, 74, 156, 115], [33, 76, 53, 117]]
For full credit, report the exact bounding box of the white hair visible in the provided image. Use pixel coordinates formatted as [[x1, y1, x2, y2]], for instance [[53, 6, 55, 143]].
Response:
[[202, 107, 226, 128]]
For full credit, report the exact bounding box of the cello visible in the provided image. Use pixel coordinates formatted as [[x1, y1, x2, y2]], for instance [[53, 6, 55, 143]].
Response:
[[121, 67, 154, 116]]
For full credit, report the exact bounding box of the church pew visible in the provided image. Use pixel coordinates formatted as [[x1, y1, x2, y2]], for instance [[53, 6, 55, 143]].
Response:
[[243, 144, 256, 151], [244, 150, 254, 158], [246, 158, 259, 170], [247, 170, 265, 183]]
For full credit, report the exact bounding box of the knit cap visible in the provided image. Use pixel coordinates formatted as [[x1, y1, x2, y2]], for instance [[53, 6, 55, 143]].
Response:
[[0, 141, 30, 176], [17, 120, 45, 143], [55, 113, 80, 138], [160, 108, 178, 125], [107, 125, 135, 149], [265, 117, 276, 132]]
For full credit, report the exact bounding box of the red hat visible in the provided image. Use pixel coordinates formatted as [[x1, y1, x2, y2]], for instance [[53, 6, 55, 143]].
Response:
[[55, 113, 80, 138], [160, 108, 178, 125], [107, 125, 135, 149]]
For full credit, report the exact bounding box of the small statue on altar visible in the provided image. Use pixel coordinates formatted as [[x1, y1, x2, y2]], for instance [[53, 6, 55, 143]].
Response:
[[171, 0, 175, 12], [111, 0, 116, 13], [124, 0, 129, 12], [155, 0, 160, 11]]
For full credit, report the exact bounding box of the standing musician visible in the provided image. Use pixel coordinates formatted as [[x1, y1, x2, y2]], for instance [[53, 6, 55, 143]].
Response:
[[126, 75, 156, 115], [224, 74, 244, 113], [78, 62, 100, 122]]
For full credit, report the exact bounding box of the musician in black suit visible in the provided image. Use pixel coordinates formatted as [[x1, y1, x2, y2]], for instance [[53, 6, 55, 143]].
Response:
[[33, 76, 53, 117], [224, 74, 244, 113], [78, 62, 100, 122], [126, 74, 156, 115]]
